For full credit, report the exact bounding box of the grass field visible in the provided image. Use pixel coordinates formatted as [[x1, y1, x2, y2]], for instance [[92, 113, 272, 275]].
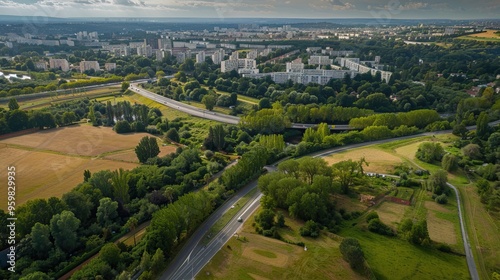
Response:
[[324, 146, 403, 174], [198, 211, 364, 280], [457, 30, 500, 42], [341, 226, 469, 280], [375, 201, 409, 228], [0, 125, 163, 157], [0, 125, 175, 209]]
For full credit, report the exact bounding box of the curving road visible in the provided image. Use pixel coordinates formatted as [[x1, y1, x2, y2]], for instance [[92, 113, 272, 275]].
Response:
[[128, 84, 353, 131]]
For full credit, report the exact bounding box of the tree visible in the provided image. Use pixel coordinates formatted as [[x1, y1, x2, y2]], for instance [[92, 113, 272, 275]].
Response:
[[111, 168, 130, 205], [121, 82, 130, 92], [96, 198, 118, 229], [211, 124, 226, 151], [332, 159, 366, 194], [150, 248, 165, 275], [135, 136, 160, 163], [441, 154, 459, 172], [62, 191, 92, 224], [462, 144, 482, 160], [202, 93, 217, 111], [416, 142, 444, 163], [99, 243, 121, 268], [114, 120, 131, 133], [297, 157, 331, 184], [255, 209, 275, 230], [8, 98, 19, 111], [339, 238, 365, 270], [426, 169, 448, 195], [20, 272, 51, 280], [409, 219, 430, 246], [83, 169, 91, 182], [165, 128, 180, 143], [7, 109, 29, 131], [476, 111, 489, 140], [124, 217, 138, 246], [258, 97, 272, 110], [31, 223, 52, 258], [50, 210, 81, 253], [300, 220, 320, 237]]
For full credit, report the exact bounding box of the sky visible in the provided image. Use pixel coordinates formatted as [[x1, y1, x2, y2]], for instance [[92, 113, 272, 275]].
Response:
[[0, 0, 498, 20]]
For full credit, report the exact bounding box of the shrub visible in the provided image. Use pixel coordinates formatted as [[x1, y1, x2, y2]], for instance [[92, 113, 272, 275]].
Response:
[[339, 238, 365, 271], [435, 194, 448, 204], [366, 211, 379, 222], [299, 220, 320, 238], [114, 120, 131, 134], [368, 218, 394, 236]]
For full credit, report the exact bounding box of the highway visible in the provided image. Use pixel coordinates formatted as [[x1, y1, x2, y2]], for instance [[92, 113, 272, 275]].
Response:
[[128, 83, 353, 131], [161, 180, 264, 280]]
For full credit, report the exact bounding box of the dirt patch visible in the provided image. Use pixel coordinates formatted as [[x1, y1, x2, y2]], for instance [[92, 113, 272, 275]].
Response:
[[0, 125, 161, 157], [427, 209, 457, 245], [334, 194, 368, 213], [424, 201, 452, 214], [0, 146, 137, 209], [242, 247, 289, 268], [376, 201, 409, 227], [325, 147, 402, 174]]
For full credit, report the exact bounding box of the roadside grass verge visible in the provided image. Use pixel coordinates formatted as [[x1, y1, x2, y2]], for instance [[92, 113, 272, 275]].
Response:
[[201, 188, 258, 245]]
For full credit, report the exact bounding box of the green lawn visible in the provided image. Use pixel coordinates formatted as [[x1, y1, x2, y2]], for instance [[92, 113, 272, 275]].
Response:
[[341, 226, 469, 280]]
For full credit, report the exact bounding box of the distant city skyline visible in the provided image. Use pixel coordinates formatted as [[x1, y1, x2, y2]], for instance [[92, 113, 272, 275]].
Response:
[[0, 0, 498, 20]]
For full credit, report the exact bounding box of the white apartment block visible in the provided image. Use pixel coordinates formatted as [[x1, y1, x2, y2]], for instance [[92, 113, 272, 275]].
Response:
[[339, 57, 392, 83], [196, 51, 206, 64], [243, 69, 357, 85], [49, 59, 70, 71], [308, 55, 333, 66], [158, 38, 172, 50], [35, 61, 47, 71], [137, 46, 153, 57], [286, 59, 304, 73], [246, 49, 258, 59], [230, 51, 239, 60], [80, 61, 100, 73], [221, 58, 257, 73], [104, 63, 116, 72], [211, 49, 225, 65]]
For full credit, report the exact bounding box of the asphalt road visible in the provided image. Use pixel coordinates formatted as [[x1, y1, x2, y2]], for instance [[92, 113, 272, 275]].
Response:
[[128, 84, 352, 131], [447, 182, 480, 280], [162, 181, 263, 280]]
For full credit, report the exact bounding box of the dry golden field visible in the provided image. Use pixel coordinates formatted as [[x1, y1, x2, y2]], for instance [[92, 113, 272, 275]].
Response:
[[0, 125, 174, 209], [324, 146, 403, 174]]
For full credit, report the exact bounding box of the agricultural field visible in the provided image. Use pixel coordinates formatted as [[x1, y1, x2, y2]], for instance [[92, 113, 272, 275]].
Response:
[[375, 201, 409, 228], [323, 147, 403, 174], [198, 211, 363, 280], [457, 30, 500, 42], [0, 85, 121, 110], [0, 125, 174, 209]]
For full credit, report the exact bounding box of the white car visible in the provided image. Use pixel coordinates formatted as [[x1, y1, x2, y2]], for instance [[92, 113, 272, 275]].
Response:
[[237, 216, 243, 222]]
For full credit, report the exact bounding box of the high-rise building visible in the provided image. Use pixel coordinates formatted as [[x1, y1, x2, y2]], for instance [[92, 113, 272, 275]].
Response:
[[308, 55, 333, 66], [196, 51, 206, 64], [104, 63, 116, 72], [49, 59, 70, 71], [145, 38, 159, 49], [80, 61, 100, 73]]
